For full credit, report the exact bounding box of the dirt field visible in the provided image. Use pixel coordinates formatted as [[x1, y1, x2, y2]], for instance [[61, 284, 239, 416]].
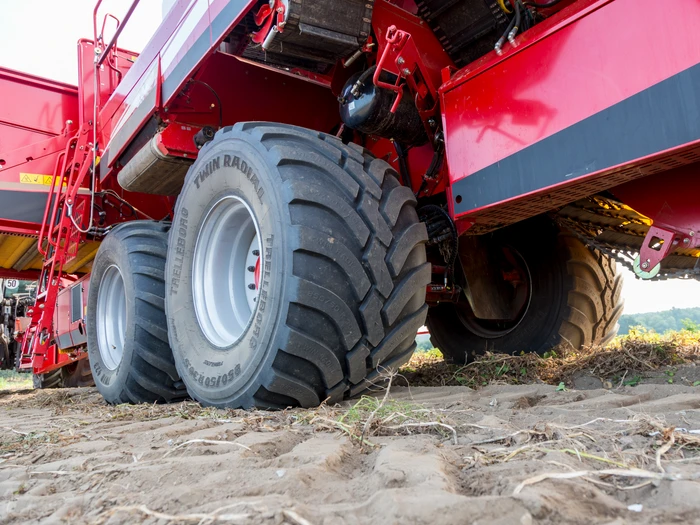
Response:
[[2, 377, 700, 525]]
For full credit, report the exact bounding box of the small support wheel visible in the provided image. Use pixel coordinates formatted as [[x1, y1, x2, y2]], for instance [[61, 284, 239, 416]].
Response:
[[632, 255, 661, 280]]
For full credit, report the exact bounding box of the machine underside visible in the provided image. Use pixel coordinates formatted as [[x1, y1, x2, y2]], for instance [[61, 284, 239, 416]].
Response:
[[0, 0, 699, 403]]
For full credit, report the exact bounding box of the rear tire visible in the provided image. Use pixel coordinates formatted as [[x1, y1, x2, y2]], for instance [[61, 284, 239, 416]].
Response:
[[32, 360, 95, 389], [428, 220, 623, 363], [165, 123, 429, 408], [33, 369, 62, 389], [60, 359, 95, 387], [87, 221, 188, 404]]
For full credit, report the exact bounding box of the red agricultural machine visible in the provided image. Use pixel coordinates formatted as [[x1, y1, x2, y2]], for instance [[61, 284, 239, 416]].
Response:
[[1, 0, 699, 408]]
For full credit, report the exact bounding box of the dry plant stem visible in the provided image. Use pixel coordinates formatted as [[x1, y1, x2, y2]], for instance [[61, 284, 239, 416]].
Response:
[[360, 370, 395, 445], [513, 467, 700, 495], [282, 509, 314, 525], [104, 504, 251, 523], [311, 415, 376, 447], [552, 448, 628, 468], [386, 422, 458, 445], [100, 501, 313, 525], [656, 432, 675, 473], [163, 439, 252, 458]]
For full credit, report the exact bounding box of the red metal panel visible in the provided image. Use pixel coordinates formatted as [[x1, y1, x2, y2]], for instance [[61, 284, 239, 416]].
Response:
[[612, 164, 700, 235], [0, 269, 41, 280], [441, 0, 700, 186], [174, 52, 341, 133], [0, 69, 79, 230], [0, 67, 78, 138]]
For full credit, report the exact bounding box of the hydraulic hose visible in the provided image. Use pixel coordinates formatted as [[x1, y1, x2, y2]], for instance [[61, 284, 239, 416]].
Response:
[[508, 0, 521, 44], [350, 65, 378, 98], [494, 10, 517, 53]]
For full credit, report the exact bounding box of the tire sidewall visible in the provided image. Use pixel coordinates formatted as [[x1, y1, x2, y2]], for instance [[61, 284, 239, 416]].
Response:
[[86, 229, 139, 401], [165, 136, 286, 406]]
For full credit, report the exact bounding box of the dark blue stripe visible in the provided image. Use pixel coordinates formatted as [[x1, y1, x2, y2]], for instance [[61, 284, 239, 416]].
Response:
[[0, 191, 48, 224], [452, 62, 700, 215]]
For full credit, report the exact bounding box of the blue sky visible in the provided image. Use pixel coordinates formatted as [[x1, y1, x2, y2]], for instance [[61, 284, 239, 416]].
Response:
[[2, 0, 698, 315]]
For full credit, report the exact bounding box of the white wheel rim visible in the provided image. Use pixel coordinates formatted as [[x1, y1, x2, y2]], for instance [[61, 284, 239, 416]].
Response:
[[192, 195, 261, 348], [96, 265, 127, 370]]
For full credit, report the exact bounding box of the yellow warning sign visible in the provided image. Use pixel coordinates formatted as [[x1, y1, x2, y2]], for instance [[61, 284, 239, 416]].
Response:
[[19, 173, 61, 186]]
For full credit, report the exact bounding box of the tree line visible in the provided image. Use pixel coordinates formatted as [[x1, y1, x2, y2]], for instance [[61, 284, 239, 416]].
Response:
[[618, 307, 700, 334]]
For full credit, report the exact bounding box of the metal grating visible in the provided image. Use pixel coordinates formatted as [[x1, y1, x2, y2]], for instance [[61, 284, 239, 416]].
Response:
[[461, 142, 700, 234]]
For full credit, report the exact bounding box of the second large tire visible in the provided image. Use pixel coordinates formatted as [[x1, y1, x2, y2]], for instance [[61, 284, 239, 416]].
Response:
[[86, 221, 188, 404], [427, 220, 624, 363], [165, 123, 430, 409]]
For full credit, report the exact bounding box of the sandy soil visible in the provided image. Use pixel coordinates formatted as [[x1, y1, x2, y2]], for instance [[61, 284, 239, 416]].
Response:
[[1, 383, 700, 525]]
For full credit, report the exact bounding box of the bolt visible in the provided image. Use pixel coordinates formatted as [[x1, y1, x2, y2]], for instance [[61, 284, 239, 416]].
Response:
[[247, 265, 255, 272], [684, 238, 691, 245], [691, 231, 695, 237], [402, 68, 411, 76], [277, 6, 283, 12], [397, 57, 405, 65], [248, 284, 256, 290], [641, 262, 649, 269], [252, 249, 260, 256]]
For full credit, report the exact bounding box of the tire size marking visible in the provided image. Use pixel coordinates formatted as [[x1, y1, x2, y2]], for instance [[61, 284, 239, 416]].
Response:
[[250, 235, 273, 352], [170, 207, 189, 295], [92, 361, 111, 386], [184, 357, 240, 388], [193, 154, 265, 203]]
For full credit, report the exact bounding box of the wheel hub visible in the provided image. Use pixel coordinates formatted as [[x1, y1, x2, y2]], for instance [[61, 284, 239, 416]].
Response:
[[96, 265, 127, 370], [458, 246, 532, 339], [192, 196, 261, 348]]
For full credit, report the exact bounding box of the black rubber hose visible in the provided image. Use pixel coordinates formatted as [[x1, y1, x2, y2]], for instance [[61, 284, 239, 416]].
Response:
[[348, 65, 378, 99], [393, 141, 412, 190], [495, 11, 518, 50], [511, 0, 521, 38], [356, 65, 377, 87]]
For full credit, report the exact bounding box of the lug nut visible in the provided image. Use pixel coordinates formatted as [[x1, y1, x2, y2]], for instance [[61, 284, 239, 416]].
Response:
[[248, 284, 256, 290], [252, 249, 260, 256], [247, 266, 255, 272]]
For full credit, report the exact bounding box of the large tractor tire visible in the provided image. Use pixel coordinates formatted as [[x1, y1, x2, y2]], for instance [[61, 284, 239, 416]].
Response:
[[428, 221, 623, 363], [32, 360, 95, 389], [165, 123, 430, 409], [86, 221, 188, 404]]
